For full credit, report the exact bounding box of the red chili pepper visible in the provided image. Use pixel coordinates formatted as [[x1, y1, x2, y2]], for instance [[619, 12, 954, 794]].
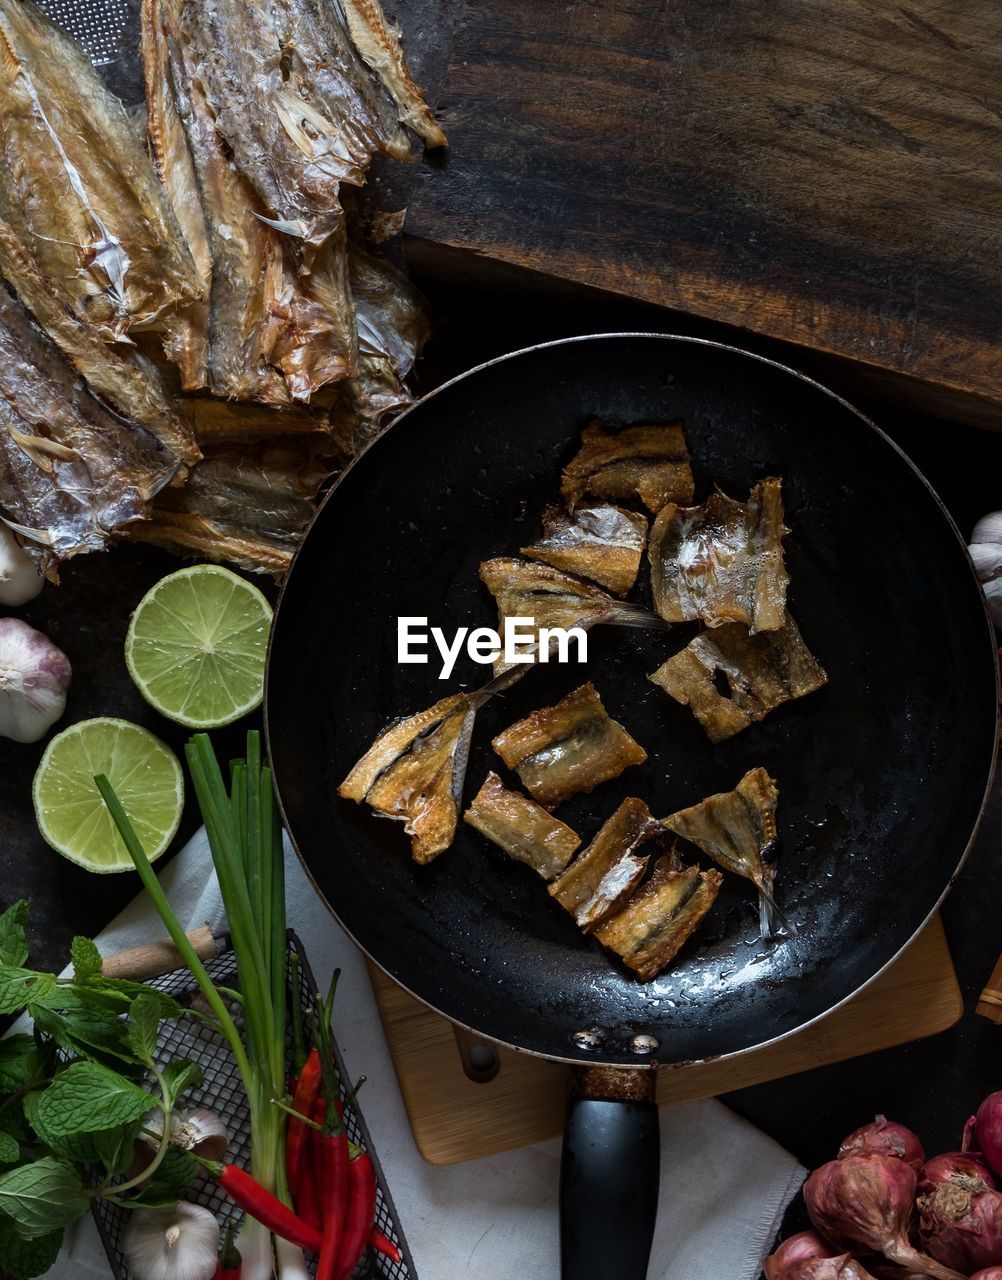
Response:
[[333, 1153, 377, 1280], [369, 1228, 401, 1264], [294, 1095, 327, 1235], [315, 1124, 350, 1280], [286, 1048, 323, 1203], [218, 1165, 323, 1253]]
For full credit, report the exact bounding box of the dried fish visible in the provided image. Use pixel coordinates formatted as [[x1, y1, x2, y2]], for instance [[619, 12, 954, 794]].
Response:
[[663, 767, 788, 938], [464, 772, 581, 880], [124, 510, 298, 577], [593, 856, 723, 981], [492, 682, 647, 808], [521, 504, 647, 596], [339, 692, 478, 862], [649, 611, 827, 742], [0, 280, 176, 563], [562, 419, 694, 514], [649, 477, 789, 631], [177, 399, 334, 447], [549, 797, 668, 931], [0, 0, 202, 340]]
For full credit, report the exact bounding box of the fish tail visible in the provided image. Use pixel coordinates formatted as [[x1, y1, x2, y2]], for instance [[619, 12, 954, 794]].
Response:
[[758, 883, 797, 941]]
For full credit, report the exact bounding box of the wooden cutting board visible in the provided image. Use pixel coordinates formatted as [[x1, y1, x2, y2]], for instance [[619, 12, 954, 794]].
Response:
[[370, 915, 961, 1165], [405, 0, 1002, 429]]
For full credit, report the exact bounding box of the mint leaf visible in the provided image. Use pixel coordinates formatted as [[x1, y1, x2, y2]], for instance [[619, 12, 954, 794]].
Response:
[[30, 1005, 142, 1072], [84, 978, 181, 1020], [69, 937, 102, 984], [0, 1158, 88, 1237], [128, 1144, 198, 1208], [161, 1060, 203, 1109], [0, 901, 29, 968], [0, 1131, 18, 1164], [127, 994, 161, 1065], [23, 1091, 103, 1165], [92, 1120, 141, 1176], [0, 969, 55, 1016], [0, 1219, 64, 1279], [35, 1061, 154, 1137], [0, 1037, 35, 1094]]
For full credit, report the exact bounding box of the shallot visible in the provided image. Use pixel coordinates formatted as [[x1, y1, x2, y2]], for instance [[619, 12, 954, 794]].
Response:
[[804, 1156, 964, 1279], [779, 1258, 877, 1279], [973, 1094, 1002, 1180], [970, 1270, 1002, 1279], [0, 617, 70, 742], [919, 1153, 995, 1196], [839, 1117, 925, 1172], [918, 1181, 1002, 1274], [765, 1232, 839, 1279]]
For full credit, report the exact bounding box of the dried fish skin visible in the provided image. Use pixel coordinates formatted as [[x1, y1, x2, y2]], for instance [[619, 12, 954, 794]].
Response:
[[662, 767, 785, 938], [0, 281, 176, 562], [492, 682, 647, 808], [649, 611, 827, 742], [521, 503, 647, 596], [0, 218, 199, 472], [122, 509, 298, 576], [549, 797, 669, 931], [0, 0, 202, 340], [339, 693, 477, 862], [561, 419, 694, 514], [593, 857, 723, 981], [178, 398, 333, 446], [464, 771, 580, 880], [649, 477, 789, 632]]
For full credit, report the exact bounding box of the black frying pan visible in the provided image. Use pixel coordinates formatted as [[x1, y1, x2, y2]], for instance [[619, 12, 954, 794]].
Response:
[[266, 335, 998, 1279]]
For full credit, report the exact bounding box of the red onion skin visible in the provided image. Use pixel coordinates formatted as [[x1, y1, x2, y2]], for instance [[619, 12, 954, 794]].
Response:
[[919, 1152, 996, 1196], [975, 1094, 1002, 1180], [838, 1117, 925, 1173], [781, 1257, 877, 1279], [918, 1183, 1002, 1274], [765, 1232, 839, 1279], [805, 1156, 965, 1280], [970, 1270, 1002, 1279]]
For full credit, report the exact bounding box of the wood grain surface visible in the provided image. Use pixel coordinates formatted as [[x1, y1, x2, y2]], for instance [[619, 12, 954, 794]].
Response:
[[406, 0, 1002, 427], [371, 915, 961, 1165]]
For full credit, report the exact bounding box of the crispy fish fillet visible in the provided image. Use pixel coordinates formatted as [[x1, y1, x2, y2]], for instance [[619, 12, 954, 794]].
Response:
[[593, 857, 723, 981], [124, 510, 298, 577], [0, 0, 202, 341], [549, 797, 668, 931], [0, 218, 199, 472], [492, 683, 647, 808], [649, 612, 827, 742], [464, 772, 580, 880], [521, 504, 647, 596], [562, 419, 694, 514], [339, 693, 478, 862], [0, 280, 176, 563], [649, 477, 789, 632], [663, 767, 787, 939]]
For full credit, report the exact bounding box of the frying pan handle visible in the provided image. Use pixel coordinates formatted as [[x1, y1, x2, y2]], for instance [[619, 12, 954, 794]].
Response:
[[560, 1073, 660, 1280]]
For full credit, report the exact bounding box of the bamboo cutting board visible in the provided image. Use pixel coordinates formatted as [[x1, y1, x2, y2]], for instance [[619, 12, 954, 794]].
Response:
[[370, 916, 960, 1165]]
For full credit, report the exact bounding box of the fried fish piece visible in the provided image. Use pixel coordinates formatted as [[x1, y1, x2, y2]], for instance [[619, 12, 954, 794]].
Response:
[[492, 683, 647, 808], [649, 611, 827, 742], [649, 477, 789, 632], [339, 693, 478, 862], [561, 419, 694, 514], [520, 504, 648, 596], [549, 797, 669, 931], [593, 856, 723, 981], [662, 767, 787, 939], [464, 772, 581, 880]]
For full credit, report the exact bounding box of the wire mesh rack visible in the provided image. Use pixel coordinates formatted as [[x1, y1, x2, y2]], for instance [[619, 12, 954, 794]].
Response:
[[92, 933, 417, 1280]]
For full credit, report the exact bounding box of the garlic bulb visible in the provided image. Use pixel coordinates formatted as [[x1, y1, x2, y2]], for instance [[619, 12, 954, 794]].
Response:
[[124, 1203, 220, 1280], [969, 512, 1002, 629], [0, 618, 71, 742], [144, 1107, 230, 1162], [0, 523, 42, 606]]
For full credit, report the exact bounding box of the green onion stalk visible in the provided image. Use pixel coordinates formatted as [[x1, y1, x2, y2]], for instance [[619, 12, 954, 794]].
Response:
[[96, 731, 305, 1280]]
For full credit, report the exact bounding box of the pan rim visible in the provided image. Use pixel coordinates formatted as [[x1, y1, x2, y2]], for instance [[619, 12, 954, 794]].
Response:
[[265, 330, 1000, 1070]]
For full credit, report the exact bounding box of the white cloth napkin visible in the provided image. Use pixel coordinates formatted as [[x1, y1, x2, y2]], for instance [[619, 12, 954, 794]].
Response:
[[45, 830, 805, 1280]]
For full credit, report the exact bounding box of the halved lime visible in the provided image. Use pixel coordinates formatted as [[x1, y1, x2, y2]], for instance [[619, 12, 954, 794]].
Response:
[[34, 718, 183, 872], [125, 565, 273, 729]]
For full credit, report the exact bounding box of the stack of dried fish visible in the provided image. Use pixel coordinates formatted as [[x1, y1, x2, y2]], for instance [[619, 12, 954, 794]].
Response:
[[0, 0, 441, 576]]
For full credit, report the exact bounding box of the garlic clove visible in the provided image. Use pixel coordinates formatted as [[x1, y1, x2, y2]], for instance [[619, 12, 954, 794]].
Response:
[[0, 522, 43, 606], [970, 543, 1002, 582], [0, 617, 71, 742], [972, 512, 1002, 548], [124, 1202, 220, 1280], [983, 578, 1002, 629], [171, 1107, 230, 1162]]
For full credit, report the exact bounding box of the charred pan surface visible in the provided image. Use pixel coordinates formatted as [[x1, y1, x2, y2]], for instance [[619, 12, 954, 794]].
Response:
[[491, 682, 647, 808], [339, 693, 477, 862], [649, 476, 789, 631], [548, 796, 668, 930], [593, 856, 723, 981], [649, 610, 827, 742], [520, 503, 647, 596], [463, 771, 581, 880], [561, 418, 694, 514]]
